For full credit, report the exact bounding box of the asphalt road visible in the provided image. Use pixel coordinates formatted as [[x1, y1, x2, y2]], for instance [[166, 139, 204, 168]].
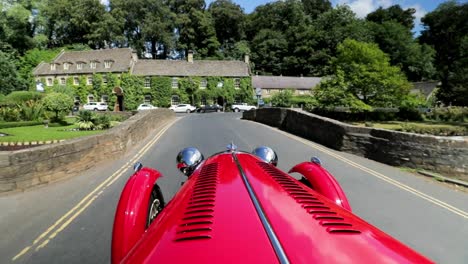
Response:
[[1, 112, 467, 263]]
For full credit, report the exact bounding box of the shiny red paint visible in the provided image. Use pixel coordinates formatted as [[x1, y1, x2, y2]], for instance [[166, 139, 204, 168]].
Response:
[[238, 153, 432, 263], [111, 167, 162, 264], [289, 161, 352, 211], [112, 152, 434, 264], [121, 154, 279, 263]]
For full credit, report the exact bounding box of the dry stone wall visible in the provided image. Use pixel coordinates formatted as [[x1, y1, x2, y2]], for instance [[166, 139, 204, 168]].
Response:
[[244, 108, 468, 181], [0, 109, 175, 193]]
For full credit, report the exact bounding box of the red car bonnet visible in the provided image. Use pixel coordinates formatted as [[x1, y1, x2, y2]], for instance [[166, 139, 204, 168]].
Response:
[[120, 152, 433, 264]]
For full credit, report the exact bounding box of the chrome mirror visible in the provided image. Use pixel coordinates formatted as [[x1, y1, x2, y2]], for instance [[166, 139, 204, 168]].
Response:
[[176, 147, 204, 176], [133, 162, 143, 172], [311, 156, 322, 165], [252, 146, 278, 166]]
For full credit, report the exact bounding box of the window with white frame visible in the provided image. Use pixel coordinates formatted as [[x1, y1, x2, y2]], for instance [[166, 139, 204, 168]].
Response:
[[64, 63, 70, 70], [73, 77, 79, 85], [171, 77, 178, 88], [47, 78, 53, 86], [234, 78, 240, 89], [50, 64, 56, 71], [60, 78, 66, 85], [144, 94, 151, 103], [171, 95, 180, 105], [266, 89, 271, 94], [103, 76, 108, 85], [144, 77, 151, 88], [77, 63, 84, 70], [101, 95, 109, 103], [104, 60, 113, 68], [87, 76, 93, 85], [200, 79, 207, 89], [90, 61, 97, 69]]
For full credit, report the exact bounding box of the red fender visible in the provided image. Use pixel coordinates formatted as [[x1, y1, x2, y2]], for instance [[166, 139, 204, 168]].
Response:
[[111, 167, 162, 264], [289, 162, 352, 211]]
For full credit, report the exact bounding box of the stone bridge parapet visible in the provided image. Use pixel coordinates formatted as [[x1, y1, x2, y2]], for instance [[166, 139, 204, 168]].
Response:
[[243, 108, 468, 180], [0, 109, 175, 193]]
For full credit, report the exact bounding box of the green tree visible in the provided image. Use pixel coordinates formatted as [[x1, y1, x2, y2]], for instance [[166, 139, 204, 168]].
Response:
[[366, 5, 416, 30], [18, 48, 62, 90], [302, 0, 332, 19], [41, 0, 107, 48], [141, 0, 175, 59], [270, 90, 294, 107], [326, 39, 411, 107], [208, 0, 246, 54], [315, 69, 371, 111], [370, 21, 435, 81], [42, 92, 73, 121], [0, 51, 27, 94], [170, 0, 220, 58], [312, 5, 373, 75], [250, 29, 288, 75], [1, 2, 35, 54], [420, 1, 468, 106]]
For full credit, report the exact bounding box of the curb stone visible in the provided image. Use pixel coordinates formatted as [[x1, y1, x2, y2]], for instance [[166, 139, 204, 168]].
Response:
[[418, 170, 468, 188]]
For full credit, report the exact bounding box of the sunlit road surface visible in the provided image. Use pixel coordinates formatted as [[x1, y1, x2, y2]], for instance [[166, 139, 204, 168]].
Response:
[[1, 112, 467, 263]]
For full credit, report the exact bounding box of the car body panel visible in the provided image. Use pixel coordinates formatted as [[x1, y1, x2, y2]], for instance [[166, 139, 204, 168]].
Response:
[[232, 103, 256, 112], [113, 152, 433, 264], [121, 154, 278, 263], [198, 104, 222, 113], [112, 168, 162, 263], [137, 104, 157, 110], [169, 104, 196, 113], [83, 102, 108, 111]]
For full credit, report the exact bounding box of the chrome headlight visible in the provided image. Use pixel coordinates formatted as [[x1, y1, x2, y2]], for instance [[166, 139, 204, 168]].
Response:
[[252, 146, 278, 166], [176, 147, 204, 176]]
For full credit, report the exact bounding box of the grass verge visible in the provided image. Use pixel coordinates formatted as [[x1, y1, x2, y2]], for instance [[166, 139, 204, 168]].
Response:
[[0, 121, 104, 142]]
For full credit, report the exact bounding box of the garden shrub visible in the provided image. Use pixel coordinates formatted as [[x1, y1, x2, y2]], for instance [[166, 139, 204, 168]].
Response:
[[424, 107, 468, 122], [0, 91, 44, 106], [0, 107, 21, 122], [400, 123, 467, 136], [0, 120, 43, 129], [94, 114, 111, 130]]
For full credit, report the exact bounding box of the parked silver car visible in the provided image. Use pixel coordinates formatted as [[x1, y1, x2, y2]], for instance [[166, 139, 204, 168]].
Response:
[[169, 104, 196, 113]]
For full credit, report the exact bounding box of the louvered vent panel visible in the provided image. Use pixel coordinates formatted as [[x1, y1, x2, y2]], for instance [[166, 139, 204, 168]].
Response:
[[257, 162, 360, 235], [175, 163, 219, 242]]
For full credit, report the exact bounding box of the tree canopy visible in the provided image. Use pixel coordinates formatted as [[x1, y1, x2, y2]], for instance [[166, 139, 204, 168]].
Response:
[[0, 0, 466, 106]]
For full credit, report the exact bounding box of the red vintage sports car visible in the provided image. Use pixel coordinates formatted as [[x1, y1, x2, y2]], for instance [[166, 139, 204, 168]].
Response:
[[111, 144, 433, 263]]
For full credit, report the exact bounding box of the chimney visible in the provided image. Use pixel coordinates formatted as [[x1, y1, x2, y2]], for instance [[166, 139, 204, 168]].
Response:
[[244, 54, 250, 64], [187, 50, 193, 63]]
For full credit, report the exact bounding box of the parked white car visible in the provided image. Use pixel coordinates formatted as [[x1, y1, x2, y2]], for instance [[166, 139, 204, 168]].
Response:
[[83, 102, 108, 111], [232, 103, 256, 112], [169, 104, 196, 113], [137, 103, 157, 110]]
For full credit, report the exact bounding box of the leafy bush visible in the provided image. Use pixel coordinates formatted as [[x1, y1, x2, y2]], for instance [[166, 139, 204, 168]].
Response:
[[0, 107, 21, 122], [18, 100, 44, 121], [94, 114, 111, 130], [0, 121, 43, 129], [0, 91, 44, 106], [424, 107, 468, 122], [400, 123, 467, 136], [270, 90, 294, 107], [42, 93, 74, 122]]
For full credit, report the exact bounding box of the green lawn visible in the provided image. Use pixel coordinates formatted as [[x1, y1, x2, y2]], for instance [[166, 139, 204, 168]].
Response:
[[0, 123, 104, 142]]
